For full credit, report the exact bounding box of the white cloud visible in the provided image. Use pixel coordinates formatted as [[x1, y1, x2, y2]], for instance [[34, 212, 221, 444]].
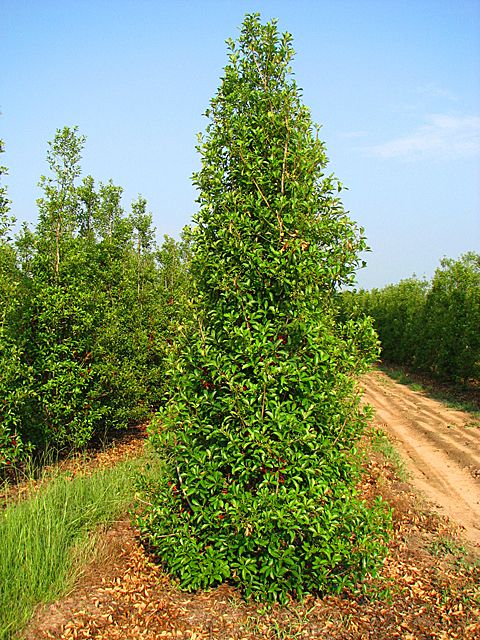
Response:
[[417, 83, 458, 102], [369, 114, 480, 159]]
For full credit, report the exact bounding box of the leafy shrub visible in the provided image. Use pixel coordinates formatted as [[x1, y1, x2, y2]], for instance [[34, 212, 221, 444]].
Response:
[[138, 14, 390, 602]]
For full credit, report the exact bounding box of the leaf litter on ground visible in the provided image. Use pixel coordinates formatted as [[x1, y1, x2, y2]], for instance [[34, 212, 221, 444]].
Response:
[[23, 424, 480, 640]]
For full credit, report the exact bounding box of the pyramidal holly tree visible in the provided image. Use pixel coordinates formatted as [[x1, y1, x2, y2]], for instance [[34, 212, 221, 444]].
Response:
[[139, 14, 390, 601]]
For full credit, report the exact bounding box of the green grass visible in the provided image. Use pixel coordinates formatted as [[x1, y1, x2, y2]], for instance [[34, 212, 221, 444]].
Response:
[[379, 366, 426, 392], [378, 364, 480, 416], [0, 455, 148, 640], [370, 428, 410, 482], [428, 536, 467, 559]]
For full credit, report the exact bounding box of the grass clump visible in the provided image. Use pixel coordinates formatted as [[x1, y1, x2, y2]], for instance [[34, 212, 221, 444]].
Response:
[[370, 428, 410, 482], [0, 457, 142, 640], [428, 536, 468, 559]]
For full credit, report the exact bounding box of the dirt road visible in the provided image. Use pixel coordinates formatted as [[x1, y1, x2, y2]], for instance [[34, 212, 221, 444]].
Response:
[[362, 369, 480, 547]]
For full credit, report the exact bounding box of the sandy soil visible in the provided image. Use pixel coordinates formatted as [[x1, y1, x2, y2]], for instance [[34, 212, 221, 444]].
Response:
[[362, 369, 480, 547]]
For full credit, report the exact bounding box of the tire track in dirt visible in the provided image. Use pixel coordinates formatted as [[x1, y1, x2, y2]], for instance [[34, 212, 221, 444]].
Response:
[[362, 370, 480, 547]]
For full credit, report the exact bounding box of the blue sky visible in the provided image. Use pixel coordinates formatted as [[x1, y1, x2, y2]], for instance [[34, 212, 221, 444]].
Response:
[[1, 0, 479, 288]]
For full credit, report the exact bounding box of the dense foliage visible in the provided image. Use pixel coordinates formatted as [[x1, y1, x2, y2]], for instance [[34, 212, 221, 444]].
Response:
[[0, 131, 189, 471], [138, 14, 390, 602], [343, 253, 480, 382]]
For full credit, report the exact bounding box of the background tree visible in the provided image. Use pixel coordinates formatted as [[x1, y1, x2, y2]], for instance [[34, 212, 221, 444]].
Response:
[[419, 253, 480, 382], [0, 139, 10, 219], [0, 127, 181, 460], [139, 14, 390, 602], [36, 127, 85, 279], [0, 140, 33, 469], [348, 253, 480, 384], [357, 278, 428, 367], [150, 229, 192, 406], [19, 128, 106, 447]]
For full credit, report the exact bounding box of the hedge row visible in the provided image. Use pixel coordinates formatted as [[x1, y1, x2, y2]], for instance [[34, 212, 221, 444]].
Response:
[[342, 253, 480, 383]]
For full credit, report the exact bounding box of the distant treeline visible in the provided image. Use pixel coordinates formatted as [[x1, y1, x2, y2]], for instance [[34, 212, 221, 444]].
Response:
[[0, 128, 189, 470], [341, 252, 480, 383]]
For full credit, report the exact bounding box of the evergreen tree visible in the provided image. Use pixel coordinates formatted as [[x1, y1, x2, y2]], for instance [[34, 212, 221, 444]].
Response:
[[139, 15, 389, 601]]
